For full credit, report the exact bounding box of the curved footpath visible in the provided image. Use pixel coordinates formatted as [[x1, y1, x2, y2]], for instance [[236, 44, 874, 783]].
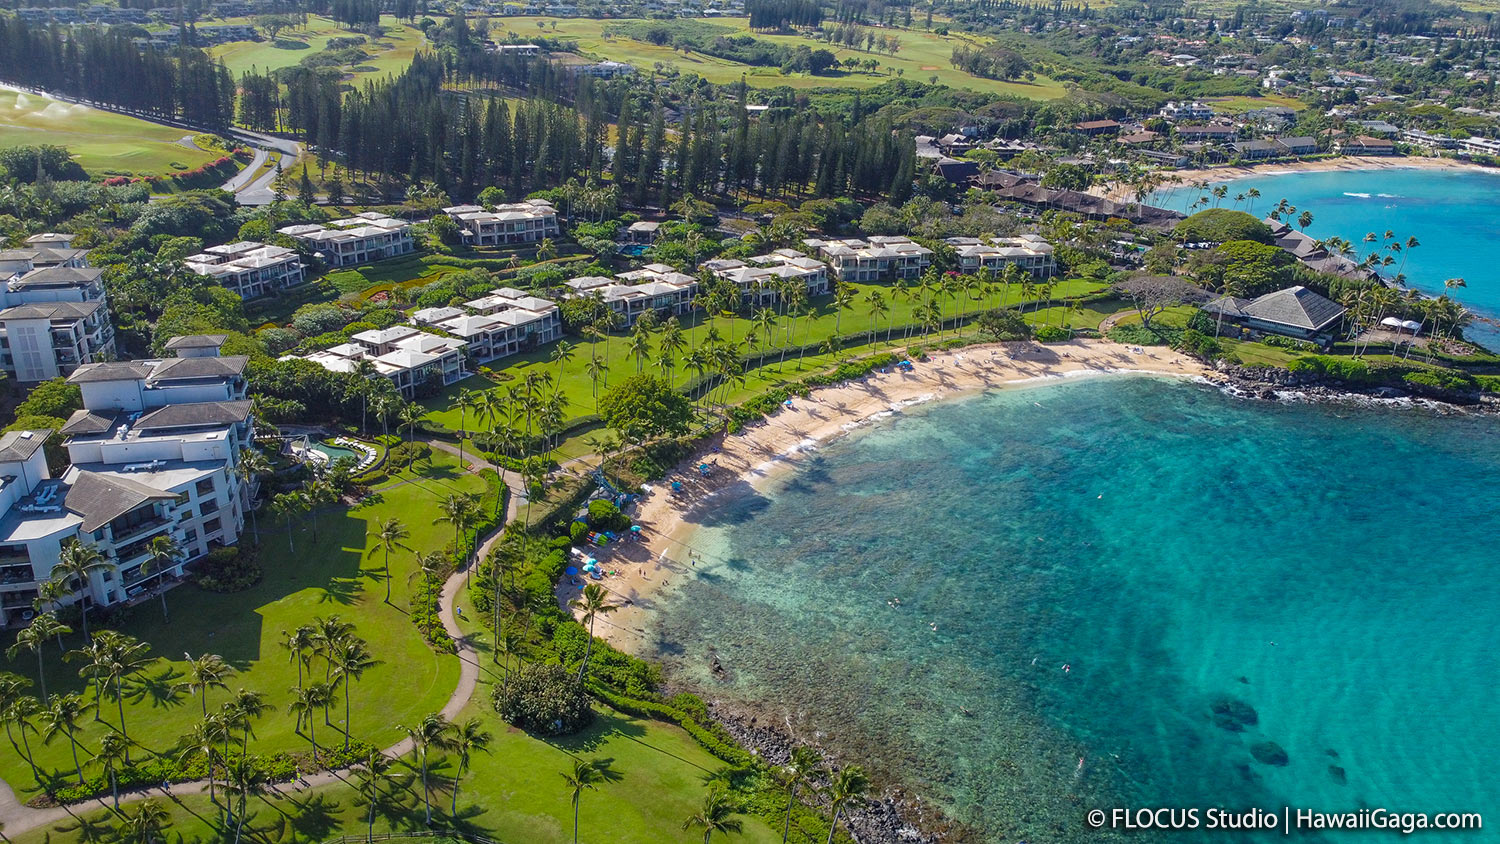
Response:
[[0, 443, 523, 838]]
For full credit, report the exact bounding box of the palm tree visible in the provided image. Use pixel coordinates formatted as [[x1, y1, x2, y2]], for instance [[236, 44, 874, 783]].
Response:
[[142, 534, 182, 621], [281, 625, 316, 689], [561, 758, 605, 844], [398, 403, 427, 467], [311, 616, 354, 679], [302, 478, 336, 543], [584, 357, 609, 414], [288, 682, 333, 757], [355, 749, 402, 842], [180, 653, 233, 717], [1297, 209, 1314, 232], [536, 237, 558, 261], [226, 688, 269, 754], [372, 518, 410, 604], [222, 755, 268, 844], [435, 494, 478, 567], [0, 674, 39, 774], [269, 492, 305, 553], [94, 731, 129, 809], [116, 798, 172, 844], [236, 448, 271, 544], [824, 765, 871, 844], [447, 716, 493, 815], [4, 693, 42, 784], [401, 713, 452, 826], [40, 692, 91, 782], [779, 745, 822, 843], [569, 583, 618, 682], [8, 613, 70, 702], [454, 388, 478, 464], [52, 539, 108, 643], [684, 788, 744, 844], [331, 636, 379, 750], [96, 632, 150, 760]]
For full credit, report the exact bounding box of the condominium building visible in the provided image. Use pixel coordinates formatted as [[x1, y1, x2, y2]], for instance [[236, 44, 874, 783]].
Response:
[[278, 213, 415, 268], [185, 241, 306, 300], [702, 249, 832, 306], [443, 200, 560, 246], [563, 265, 699, 328], [943, 235, 1057, 277], [0, 343, 253, 626], [294, 325, 469, 399], [802, 236, 934, 282], [423, 288, 563, 361]]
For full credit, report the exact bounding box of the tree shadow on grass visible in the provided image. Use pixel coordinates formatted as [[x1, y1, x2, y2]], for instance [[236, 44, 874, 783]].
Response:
[[126, 665, 188, 709], [316, 576, 361, 606], [271, 38, 313, 50], [281, 791, 347, 841]]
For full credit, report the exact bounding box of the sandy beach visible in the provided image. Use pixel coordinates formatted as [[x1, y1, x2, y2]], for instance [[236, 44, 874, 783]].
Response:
[[560, 339, 1209, 653], [1097, 155, 1482, 202]]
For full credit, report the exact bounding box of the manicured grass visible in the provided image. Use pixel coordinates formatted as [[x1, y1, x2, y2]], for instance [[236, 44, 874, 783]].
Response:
[[1219, 338, 1300, 367], [9, 702, 781, 844], [0, 450, 491, 797], [0, 90, 221, 177], [488, 16, 1069, 97], [210, 15, 427, 80], [421, 278, 1109, 431], [1204, 93, 1307, 113]]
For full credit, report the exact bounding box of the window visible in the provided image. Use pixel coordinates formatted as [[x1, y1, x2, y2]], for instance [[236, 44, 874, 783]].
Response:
[[184, 529, 198, 543], [195, 478, 215, 497], [203, 518, 221, 536], [200, 499, 219, 516]]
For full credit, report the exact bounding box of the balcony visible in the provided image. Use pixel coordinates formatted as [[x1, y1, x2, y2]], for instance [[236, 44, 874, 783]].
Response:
[[110, 515, 173, 547], [0, 565, 36, 585]]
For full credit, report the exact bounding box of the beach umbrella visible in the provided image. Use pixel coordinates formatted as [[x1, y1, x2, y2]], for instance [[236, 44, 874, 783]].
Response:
[[565, 566, 579, 576], [630, 525, 642, 533]]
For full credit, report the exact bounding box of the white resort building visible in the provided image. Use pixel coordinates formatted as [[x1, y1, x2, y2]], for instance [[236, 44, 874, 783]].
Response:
[[292, 324, 473, 399], [943, 235, 1057, 277], [443, 200, 560, 246], [702, 249, 832, 305], [185, 241, 307, 300], [0, 341, 253, 626], [278, 213, 415, 268], [0, 238, 117, 384], [802, 236, 933, 282], [418, 288, 563, 362], [562, 264, 700, 328]]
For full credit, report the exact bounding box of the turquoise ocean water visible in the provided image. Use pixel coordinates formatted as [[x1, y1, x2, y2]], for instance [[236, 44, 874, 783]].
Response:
[[1153, 167, 1500, 347], [644, 377, 1500, 842]]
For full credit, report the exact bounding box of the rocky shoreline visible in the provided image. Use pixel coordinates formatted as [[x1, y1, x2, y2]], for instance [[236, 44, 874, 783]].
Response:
[[1207, 361, 1500, 413], [700, 698, 957, 843]]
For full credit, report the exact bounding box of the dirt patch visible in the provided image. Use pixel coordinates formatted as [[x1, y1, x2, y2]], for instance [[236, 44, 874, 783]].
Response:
[[920, 65, 939, 70]]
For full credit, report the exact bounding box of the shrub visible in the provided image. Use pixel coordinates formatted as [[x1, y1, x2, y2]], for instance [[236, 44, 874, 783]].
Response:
[[191, 547, 262, 593], [494, 662, 594, 735], [1033, 324, 1070, 343], [387, 441, 430, 465], [1173, 208, 1273, 245], [1175, 328, 1222, 360], [586, 499, 630, 532]]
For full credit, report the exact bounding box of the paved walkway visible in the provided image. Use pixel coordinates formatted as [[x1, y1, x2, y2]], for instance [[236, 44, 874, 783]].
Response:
[[0, 444, 521, 837]]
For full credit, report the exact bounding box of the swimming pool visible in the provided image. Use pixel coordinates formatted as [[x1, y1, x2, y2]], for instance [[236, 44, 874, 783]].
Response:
[[309, 442, 360, 464]]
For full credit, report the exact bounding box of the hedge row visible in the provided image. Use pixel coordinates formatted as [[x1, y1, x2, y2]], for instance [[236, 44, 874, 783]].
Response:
[[46, 740, 379, 806], [588, 686, 753, 767]]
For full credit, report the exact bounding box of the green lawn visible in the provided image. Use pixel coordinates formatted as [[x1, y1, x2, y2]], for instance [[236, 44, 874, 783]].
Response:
[[210, 15, 427, 80], [422, 278, 1109, 430], [10, 700, 782, 844], [11, 707, 780, 844], [490, 16, 1068, 97], [0, 90, 222, 177], [0, 449, 492, 797], [1205, 93, 1307, 114]]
